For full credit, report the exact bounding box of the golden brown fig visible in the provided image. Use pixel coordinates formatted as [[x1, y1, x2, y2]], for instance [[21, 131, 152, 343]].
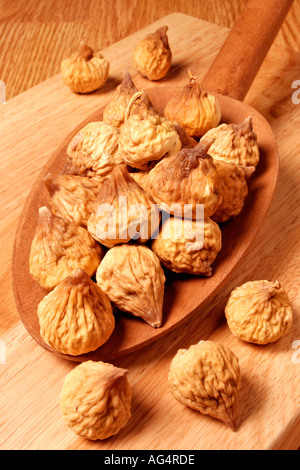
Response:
[[87, 164, 160, 247], [66, 121, 123, 179], [151, 215, 222, 276], [133, 25, 172, 80], [123, 90, 158, 122], [168, 341, 241, 430], [29, 206, 103, 290], [118, 92, 182, 170], [43, 173, 102, 227], [211, 160, 255, 223], [60, 360, 132, 440], [37, 269, 115, 356], [147, 140, 222, 218], [164, 70, 221, 137], [61, 41, 109, 93], [103, 71, 152, 128], [202, 116, 260, 167], [225, 280, 293, 344], [96, 244, 165, 327]]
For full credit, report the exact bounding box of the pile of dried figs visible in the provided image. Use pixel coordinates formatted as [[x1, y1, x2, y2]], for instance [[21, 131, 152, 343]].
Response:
[[27, 28, 293, 441], [30, 68, 260, 351]]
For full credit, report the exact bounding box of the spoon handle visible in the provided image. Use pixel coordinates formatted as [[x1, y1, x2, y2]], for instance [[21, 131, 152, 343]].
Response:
[[201, 0, 294, 101]]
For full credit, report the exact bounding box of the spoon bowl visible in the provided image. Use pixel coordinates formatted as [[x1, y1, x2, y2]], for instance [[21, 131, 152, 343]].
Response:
[[13, 0, 293, 361], [12, 86, 278, 362]]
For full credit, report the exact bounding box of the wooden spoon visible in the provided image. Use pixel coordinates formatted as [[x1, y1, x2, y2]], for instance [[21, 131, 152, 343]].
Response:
[[12, 0, 293, 362]]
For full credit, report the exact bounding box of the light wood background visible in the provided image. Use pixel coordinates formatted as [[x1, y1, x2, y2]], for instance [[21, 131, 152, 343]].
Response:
[[1, 0, 300, 100], [0, 2, 299, 451]]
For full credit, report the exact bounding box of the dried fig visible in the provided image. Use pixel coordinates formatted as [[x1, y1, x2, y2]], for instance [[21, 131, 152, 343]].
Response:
[[103, 71, 151, 128], [164, 70, 221, 137], [168, 340, 241, 430], [43, 173, 101, 227], [211, 161, 255, 223], [202, 116, 260, 167], [118, 92, 181, 170], [61, 41, 109, 94], [29, 206, 103, 290], [66, 121, 122, 179], [133, 25, 172, 80], [60, 360, 132, 440], [37, 269, 115, 356], [151, 215, 222, 276], [87, 164, 160, 248], [122, 90, 158, 122], [225, 280, 293, 344], [147, 140, 222, 218], [96, 244, 165, 327]]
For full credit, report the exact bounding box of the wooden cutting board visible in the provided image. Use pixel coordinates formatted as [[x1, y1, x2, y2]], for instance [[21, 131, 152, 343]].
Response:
[[0, 13, 299, 450]]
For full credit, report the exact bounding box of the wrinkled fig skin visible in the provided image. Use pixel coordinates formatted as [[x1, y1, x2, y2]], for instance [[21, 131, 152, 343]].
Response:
[[96, 244, 165, 328], [124, 91, 158, 122], [211, 160, 255, 223], [164, 71, 221, 137], [202, 116, 260, 167], [61, 159, 109, 184], [133, 26, 172, 80], [87, 164, 160, 248], [118, 95, 182, 170], [147, 140, 222, 218], [37, 269, 115, 356], [29, 207, 103, 291], [43, 173, 102, 227], [103, 72, 152, 128], [61, 41, 110, 94], [225, 280, 293, 344], [66, 121, 123, 179], [60, 360, 132, 440], [151, 215, 222, 276], [168, 341, 241, 430]]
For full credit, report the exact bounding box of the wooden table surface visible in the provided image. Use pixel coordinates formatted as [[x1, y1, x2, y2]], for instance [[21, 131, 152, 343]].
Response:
[[0, 2, 300, 451], [1, 0, 300, 100]]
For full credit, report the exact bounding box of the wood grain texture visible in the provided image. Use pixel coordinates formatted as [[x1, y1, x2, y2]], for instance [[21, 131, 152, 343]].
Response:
[[1, 0, 300, 99], [202, 0, 294, 100], [0, 13, 299, 450]]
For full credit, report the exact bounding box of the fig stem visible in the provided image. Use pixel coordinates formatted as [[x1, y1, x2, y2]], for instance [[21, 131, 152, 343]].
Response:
[[124, 91, 144, 122]]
